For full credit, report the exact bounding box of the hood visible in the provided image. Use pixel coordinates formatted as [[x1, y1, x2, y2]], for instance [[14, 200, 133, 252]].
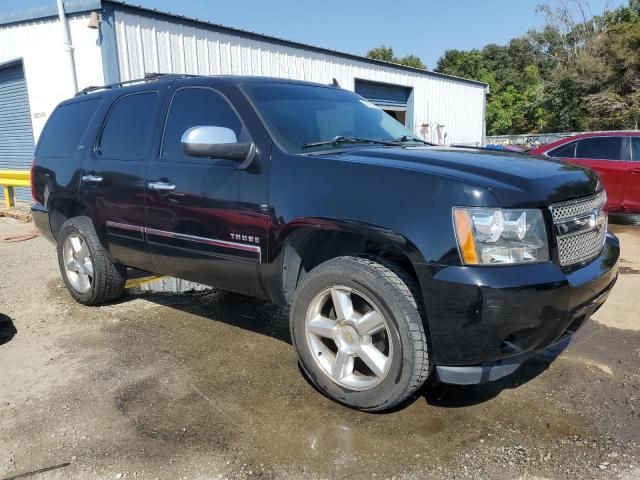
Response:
[[319, 146, 601, 207]]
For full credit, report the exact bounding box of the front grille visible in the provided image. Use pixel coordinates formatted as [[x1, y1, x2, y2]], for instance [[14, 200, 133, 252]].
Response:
[[557, 228, 606, 266], [551, 191, 606, 222], [551, 192, 607, 267]]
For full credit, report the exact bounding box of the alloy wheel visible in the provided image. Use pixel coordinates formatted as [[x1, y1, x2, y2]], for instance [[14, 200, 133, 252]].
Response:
[[62, 233, 94, 294], [305, 286, 393, 391]]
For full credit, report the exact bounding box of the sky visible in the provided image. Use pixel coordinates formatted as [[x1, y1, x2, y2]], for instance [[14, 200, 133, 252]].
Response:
[[0, 0, 628, 69]]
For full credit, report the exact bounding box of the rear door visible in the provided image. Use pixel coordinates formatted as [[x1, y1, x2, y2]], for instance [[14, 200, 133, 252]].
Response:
[[80, 89, 163, 271], [571, 136, 626, 211], [143, 84, 270, 298], [625, 136, 640, 212]]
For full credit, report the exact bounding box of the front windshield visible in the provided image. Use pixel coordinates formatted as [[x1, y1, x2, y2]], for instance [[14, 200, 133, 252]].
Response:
[[241, 82, 422, 154]]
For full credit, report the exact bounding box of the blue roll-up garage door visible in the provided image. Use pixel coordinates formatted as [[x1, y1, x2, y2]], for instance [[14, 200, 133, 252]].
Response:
[[0, 61, 35, 205], [354, 79, 411, 108], [354, 79, 412, 126]]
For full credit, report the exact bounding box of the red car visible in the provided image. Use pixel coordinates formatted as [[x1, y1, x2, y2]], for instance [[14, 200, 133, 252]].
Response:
[[531, 132, 640, 214]]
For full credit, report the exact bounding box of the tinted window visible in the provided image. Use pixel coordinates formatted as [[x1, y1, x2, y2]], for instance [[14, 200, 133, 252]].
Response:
[[37, 99, 101, 157], [162, 87, 247, 160], [632, 138, 640, 161], [99, 92, 158, 159], [242, 83, 420, 154], [575, 137, 623, 160], [548, 141, 576, 158]]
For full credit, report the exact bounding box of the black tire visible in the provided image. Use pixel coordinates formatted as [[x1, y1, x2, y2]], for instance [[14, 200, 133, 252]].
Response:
[[290, 256, 432, 412], [57, 216, 126, 305]]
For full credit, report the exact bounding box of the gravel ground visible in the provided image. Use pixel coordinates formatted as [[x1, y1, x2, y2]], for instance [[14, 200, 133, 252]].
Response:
[[0, 217, 639, 480]]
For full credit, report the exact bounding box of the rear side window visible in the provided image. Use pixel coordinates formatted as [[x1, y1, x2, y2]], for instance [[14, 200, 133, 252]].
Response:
[[548, 141, 576, 158], [37, 99, 100, 157], [161, 87, 247, 161], [631, 138, 640, 161], [99, 92, 158, 159], [575, 137, 623, 160]]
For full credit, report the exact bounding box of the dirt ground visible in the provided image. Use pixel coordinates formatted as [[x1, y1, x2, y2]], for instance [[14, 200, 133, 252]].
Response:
[[0, 217, 639, 480]]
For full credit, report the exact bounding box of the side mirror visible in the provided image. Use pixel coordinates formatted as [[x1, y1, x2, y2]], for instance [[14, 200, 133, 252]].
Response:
[[181, 126, 255, 167]]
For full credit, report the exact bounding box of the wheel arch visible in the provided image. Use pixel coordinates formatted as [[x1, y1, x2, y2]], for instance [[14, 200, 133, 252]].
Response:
[[46, 192, 92, 240], [276, 218, 427, 306]]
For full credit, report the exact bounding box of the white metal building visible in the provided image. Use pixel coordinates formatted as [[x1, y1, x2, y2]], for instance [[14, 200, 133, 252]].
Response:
[[0, 0, 487, 202]]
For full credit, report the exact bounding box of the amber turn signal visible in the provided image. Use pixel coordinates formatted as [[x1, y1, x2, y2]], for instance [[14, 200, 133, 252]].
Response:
[[453, 209, 479, 265]]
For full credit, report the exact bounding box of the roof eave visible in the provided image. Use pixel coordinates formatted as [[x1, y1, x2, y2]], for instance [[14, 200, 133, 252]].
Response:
[[0, 0, 487, 89], [0, 0, 101, 26], [104, 0, 487, 88]]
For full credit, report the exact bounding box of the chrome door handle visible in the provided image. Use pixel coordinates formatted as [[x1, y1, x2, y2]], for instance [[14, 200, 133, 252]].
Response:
[[148, 181, 176, 192], [81, 174, 103, 183]]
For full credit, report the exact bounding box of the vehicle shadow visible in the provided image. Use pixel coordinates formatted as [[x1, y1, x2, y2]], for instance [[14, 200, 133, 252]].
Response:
[[132, 288, 569, 410], [0, 313, 17, 346], [421, 338, 569, 408], [130, 289, 292, 345]]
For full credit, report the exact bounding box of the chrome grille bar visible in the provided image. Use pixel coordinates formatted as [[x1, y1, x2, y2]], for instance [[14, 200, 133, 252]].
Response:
[[550, 191, 606, 223], [550, 191, 607, 267]]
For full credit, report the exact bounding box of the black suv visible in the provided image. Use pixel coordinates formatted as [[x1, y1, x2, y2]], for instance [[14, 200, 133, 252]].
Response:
[[32, 75, 619, 411]]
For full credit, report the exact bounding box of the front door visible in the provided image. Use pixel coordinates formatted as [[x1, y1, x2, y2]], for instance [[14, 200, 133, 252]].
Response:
[[80, 89, 163, 272], [144, 85, 270, 298], [624, 136, 640, 212], [571, 136, 626, 212]]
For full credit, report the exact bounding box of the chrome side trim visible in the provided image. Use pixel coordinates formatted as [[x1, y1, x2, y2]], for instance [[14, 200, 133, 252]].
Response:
[[145, 227, 261, 259], [105, 221, 261, 262], [106, 221, 144, 233]]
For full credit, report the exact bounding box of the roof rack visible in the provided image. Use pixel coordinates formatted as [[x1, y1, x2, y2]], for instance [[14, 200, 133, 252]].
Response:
[[75, 72, 200, 96]]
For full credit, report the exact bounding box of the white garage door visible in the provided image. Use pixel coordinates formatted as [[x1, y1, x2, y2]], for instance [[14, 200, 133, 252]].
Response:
[[0, 61, 35, 204]]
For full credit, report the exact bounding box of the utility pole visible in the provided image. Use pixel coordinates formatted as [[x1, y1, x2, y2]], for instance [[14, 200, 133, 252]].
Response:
[[56, 0, 78, 94]]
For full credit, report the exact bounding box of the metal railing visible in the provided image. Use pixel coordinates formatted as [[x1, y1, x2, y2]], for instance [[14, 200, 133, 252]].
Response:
[[0, 170, 30, 208], [486, 130, 640, 148]]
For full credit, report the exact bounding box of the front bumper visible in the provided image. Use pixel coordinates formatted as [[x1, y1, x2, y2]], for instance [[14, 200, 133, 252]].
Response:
[[416, 233, 619, 383]]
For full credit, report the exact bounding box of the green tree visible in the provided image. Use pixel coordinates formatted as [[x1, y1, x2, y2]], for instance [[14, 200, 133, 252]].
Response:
[[435, 0, 640, 134], [435, 49, 486, 80], [366, 45, 395, 63], [366, 45, 426, 70], [398, 54, 426, 70]]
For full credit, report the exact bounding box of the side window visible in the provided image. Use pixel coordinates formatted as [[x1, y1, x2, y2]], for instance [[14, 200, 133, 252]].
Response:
[[632, 138, 640, 161], [548, 141, 576, 159], [162, 87, 248, 161], [575, 137, 623, 160], [37, 99, 101, 158], [99, 92, 158, 159]]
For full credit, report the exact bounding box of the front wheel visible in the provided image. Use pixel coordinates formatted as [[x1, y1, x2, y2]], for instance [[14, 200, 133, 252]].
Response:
[[290, 256, 432, 411], [57, 216, 126, 305]]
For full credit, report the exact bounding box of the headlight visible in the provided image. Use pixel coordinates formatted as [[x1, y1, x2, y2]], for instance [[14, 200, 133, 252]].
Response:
[[453, 207, 549, 265]]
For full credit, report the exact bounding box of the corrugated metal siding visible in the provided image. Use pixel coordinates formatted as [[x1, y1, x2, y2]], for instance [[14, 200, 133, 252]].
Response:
[[0, 15, 105, 141], [113, 9, 486, 146], [0, 62, 34, 204]]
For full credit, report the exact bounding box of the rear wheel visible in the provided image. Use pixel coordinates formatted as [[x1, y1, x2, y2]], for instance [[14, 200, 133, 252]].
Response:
[[290, 256, 432, 411], [57, 216, 125, 305]]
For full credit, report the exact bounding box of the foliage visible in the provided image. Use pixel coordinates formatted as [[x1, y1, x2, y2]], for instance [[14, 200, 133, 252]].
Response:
[[435, 0, 640, 134], [366, 45, 426, 70]]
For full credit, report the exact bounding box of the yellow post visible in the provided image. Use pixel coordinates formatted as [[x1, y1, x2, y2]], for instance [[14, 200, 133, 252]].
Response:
[[0, 170, 30, 209], [2, 186, 14, 208]]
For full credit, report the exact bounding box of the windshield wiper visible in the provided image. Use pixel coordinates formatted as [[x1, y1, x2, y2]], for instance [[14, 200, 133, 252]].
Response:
[[390, 135, 435, 146], [301, 135, 401, 150]]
